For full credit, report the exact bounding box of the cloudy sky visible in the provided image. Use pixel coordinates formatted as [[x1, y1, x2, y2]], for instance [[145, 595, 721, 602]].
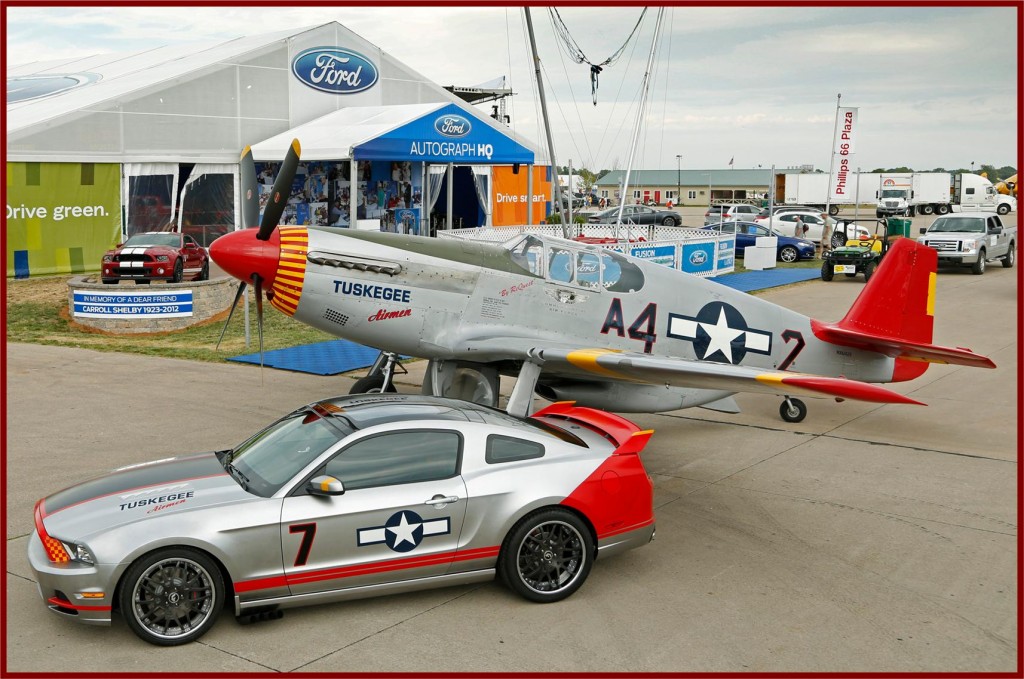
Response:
[[5, 4, 1019, 173]]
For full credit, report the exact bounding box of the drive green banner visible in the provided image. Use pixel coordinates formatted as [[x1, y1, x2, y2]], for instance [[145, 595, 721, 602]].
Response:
[[6, 162, 122, 278]]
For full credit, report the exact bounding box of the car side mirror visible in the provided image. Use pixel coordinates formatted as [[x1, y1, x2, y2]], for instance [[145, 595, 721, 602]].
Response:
[[989, 226, 1002, 234], [307, 475, 345, 496], [919, 227, 927, 235]]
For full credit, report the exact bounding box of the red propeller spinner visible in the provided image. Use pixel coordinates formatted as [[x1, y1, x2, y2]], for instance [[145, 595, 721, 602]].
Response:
[[209, 227, 281, 290]]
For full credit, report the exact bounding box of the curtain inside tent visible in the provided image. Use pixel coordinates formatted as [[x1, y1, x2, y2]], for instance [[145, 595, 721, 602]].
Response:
[[471, 166, 491, 227], [123, 163, 179, 238], [176, 164, 238, 247], [427, 165, 446, 211]]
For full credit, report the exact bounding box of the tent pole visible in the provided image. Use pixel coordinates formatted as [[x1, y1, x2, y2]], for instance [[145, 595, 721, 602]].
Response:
[[420, 162, 428, 236], [349, 156, 357, 229], [527, 164, 533, 226], [446, 163, 454, 230]]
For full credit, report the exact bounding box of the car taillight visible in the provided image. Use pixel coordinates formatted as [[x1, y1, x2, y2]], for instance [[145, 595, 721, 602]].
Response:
[[34, 500, 69, 563]]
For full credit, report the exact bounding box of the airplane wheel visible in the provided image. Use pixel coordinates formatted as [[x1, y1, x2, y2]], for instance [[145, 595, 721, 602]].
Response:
[[349, 375, 397, 394], [780, 398, 807, 423]]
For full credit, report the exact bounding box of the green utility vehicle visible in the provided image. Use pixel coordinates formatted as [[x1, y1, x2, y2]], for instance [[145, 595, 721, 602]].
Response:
[[821, 218, 911, 282]]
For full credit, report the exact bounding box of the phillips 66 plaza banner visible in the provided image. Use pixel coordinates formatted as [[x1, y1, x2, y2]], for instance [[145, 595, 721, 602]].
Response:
[[830, 106, 858, 203]]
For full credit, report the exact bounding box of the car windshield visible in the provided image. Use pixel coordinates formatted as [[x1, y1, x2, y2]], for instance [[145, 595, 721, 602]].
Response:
[[226, 407, 354, 497], [929, 218, 986, 233], [123, 233, 181, 247]]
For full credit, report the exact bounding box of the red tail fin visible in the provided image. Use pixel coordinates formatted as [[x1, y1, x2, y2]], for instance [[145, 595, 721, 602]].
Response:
[[839, 238, 935, 343], [811, 239, 995, 375]]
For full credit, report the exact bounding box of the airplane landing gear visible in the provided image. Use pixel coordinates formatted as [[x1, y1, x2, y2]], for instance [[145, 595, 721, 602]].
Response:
[[350, 351, 404, 394], [779, 397, 807, 423]]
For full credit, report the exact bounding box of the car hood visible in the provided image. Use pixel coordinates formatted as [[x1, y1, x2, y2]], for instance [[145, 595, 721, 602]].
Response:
[[39, 452, 250, 538], [111, 244, 179, 255]]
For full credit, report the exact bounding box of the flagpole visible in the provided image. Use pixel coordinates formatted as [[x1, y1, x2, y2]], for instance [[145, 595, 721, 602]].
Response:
[[824, 93, 841, 220]]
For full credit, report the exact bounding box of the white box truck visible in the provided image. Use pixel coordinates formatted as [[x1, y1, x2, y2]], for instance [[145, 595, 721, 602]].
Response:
[[876, 172, 1014, 216], [774, 172, 881, 215]]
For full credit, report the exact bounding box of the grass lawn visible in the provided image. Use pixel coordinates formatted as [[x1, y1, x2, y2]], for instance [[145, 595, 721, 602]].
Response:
[[5, 275, 334, 362]]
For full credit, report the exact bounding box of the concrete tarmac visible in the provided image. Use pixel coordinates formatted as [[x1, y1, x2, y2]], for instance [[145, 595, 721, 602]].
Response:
[[4, 237, 1019, 673]]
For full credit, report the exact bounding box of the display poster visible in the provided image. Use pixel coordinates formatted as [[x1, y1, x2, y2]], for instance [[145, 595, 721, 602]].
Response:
[[716, 237, 735, 270], [6, 162, 122, 277], [628, 244, 676, 268], [72, 289, 193, 319], [491, 165, 552, 226], [680, 242, 716, 275]]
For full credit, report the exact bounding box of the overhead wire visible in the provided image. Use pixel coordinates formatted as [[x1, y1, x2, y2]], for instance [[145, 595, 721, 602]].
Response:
[[546, 10, 595, 170], [548, 7, 648, 106]]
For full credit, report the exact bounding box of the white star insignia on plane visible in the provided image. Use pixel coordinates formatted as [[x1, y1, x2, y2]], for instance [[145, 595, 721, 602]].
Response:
[[701, 307, 746, 363]]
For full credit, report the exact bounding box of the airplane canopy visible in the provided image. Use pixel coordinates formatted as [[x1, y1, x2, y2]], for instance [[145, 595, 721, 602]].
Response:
[[249, 102, 536, 165]]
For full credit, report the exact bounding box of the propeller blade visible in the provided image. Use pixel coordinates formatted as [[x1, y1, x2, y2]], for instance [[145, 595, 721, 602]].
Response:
[[240, 146, 259, 231], [215, 280, 247, 350], [254, 274, 265, 381], [257, 139, 301, 241]]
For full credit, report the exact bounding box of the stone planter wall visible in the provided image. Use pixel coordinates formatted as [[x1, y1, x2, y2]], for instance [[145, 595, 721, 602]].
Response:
[[66, 276, 239, 334]]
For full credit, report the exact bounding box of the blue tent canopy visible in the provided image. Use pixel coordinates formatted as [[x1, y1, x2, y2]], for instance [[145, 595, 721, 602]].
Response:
[[353, 103, 534, 164]]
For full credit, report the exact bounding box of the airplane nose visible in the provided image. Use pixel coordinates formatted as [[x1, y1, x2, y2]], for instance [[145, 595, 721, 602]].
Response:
[[209, 228, 280, 288]]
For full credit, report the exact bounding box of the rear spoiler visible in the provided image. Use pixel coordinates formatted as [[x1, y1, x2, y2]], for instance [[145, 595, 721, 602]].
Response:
[[531, 401, 654, 454]]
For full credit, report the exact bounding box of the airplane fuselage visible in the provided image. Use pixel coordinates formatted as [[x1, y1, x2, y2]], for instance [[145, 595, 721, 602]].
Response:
[[279, 228, 897, 386]]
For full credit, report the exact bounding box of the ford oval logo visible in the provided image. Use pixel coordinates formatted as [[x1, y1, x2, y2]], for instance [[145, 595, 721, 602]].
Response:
[[434, 114, 472, 138], [291, 47, 378, 95], [689, 250, 708, 265]]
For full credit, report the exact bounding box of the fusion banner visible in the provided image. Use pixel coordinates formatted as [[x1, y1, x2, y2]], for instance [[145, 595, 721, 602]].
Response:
[[830, 107, 859, 203]]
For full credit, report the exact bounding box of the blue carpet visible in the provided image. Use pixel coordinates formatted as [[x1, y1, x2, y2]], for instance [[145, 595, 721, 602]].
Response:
[[228, 339, 390, 376], [711, 267, 821, 292], [231, 269, 818, 375]]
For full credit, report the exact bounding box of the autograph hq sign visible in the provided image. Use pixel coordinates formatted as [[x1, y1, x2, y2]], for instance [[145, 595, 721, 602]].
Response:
[[291, 47, 379, 94]]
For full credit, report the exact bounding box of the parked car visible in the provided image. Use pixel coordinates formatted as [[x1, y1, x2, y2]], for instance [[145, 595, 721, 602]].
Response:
[[101, 231, 209, 284], [704, 203, 761, 224], [753, 210, 829, 240], [27, 394, 655, 646], [588, 205, 682, 226], [702, 221, 816, 262], [754, 205, 819, 219]]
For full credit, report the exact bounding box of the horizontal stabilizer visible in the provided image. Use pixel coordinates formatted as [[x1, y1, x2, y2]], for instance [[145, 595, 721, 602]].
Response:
[[811, 321, 996, 369]]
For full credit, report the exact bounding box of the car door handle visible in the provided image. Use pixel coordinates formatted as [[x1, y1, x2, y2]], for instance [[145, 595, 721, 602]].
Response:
[[425, 495, 459, 506]]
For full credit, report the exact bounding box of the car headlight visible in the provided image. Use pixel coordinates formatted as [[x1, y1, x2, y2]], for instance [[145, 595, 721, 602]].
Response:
[[156, 255, 170, 262], [102, 254, 113, 263], [962, 240, 977, 253], [61, 541, 96, 565]]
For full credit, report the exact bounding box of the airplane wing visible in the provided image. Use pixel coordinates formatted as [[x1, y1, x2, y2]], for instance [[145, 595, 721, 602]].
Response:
[[460, 339, 923, 405]]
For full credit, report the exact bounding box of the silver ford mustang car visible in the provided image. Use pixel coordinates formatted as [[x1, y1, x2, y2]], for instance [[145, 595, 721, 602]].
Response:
[[28, 394, 656, 645]]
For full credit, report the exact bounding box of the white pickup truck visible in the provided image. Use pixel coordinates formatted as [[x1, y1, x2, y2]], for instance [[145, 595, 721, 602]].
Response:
[[916, 212, 1016, 274]]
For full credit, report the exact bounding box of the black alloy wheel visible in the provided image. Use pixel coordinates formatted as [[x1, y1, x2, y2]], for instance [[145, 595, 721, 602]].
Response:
[[500, 508, 593, 603], [119, 548, 224, 646]]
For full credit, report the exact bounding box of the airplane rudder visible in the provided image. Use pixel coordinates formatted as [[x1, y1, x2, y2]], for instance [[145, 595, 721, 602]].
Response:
[[839, 239, 935, 344]]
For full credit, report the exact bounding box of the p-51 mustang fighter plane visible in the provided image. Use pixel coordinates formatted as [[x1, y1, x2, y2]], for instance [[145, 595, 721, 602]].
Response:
[[210, 141, 995, 420]]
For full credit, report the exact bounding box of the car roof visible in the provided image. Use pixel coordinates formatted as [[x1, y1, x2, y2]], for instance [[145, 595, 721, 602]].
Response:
[[299, 394, 542, 433]]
